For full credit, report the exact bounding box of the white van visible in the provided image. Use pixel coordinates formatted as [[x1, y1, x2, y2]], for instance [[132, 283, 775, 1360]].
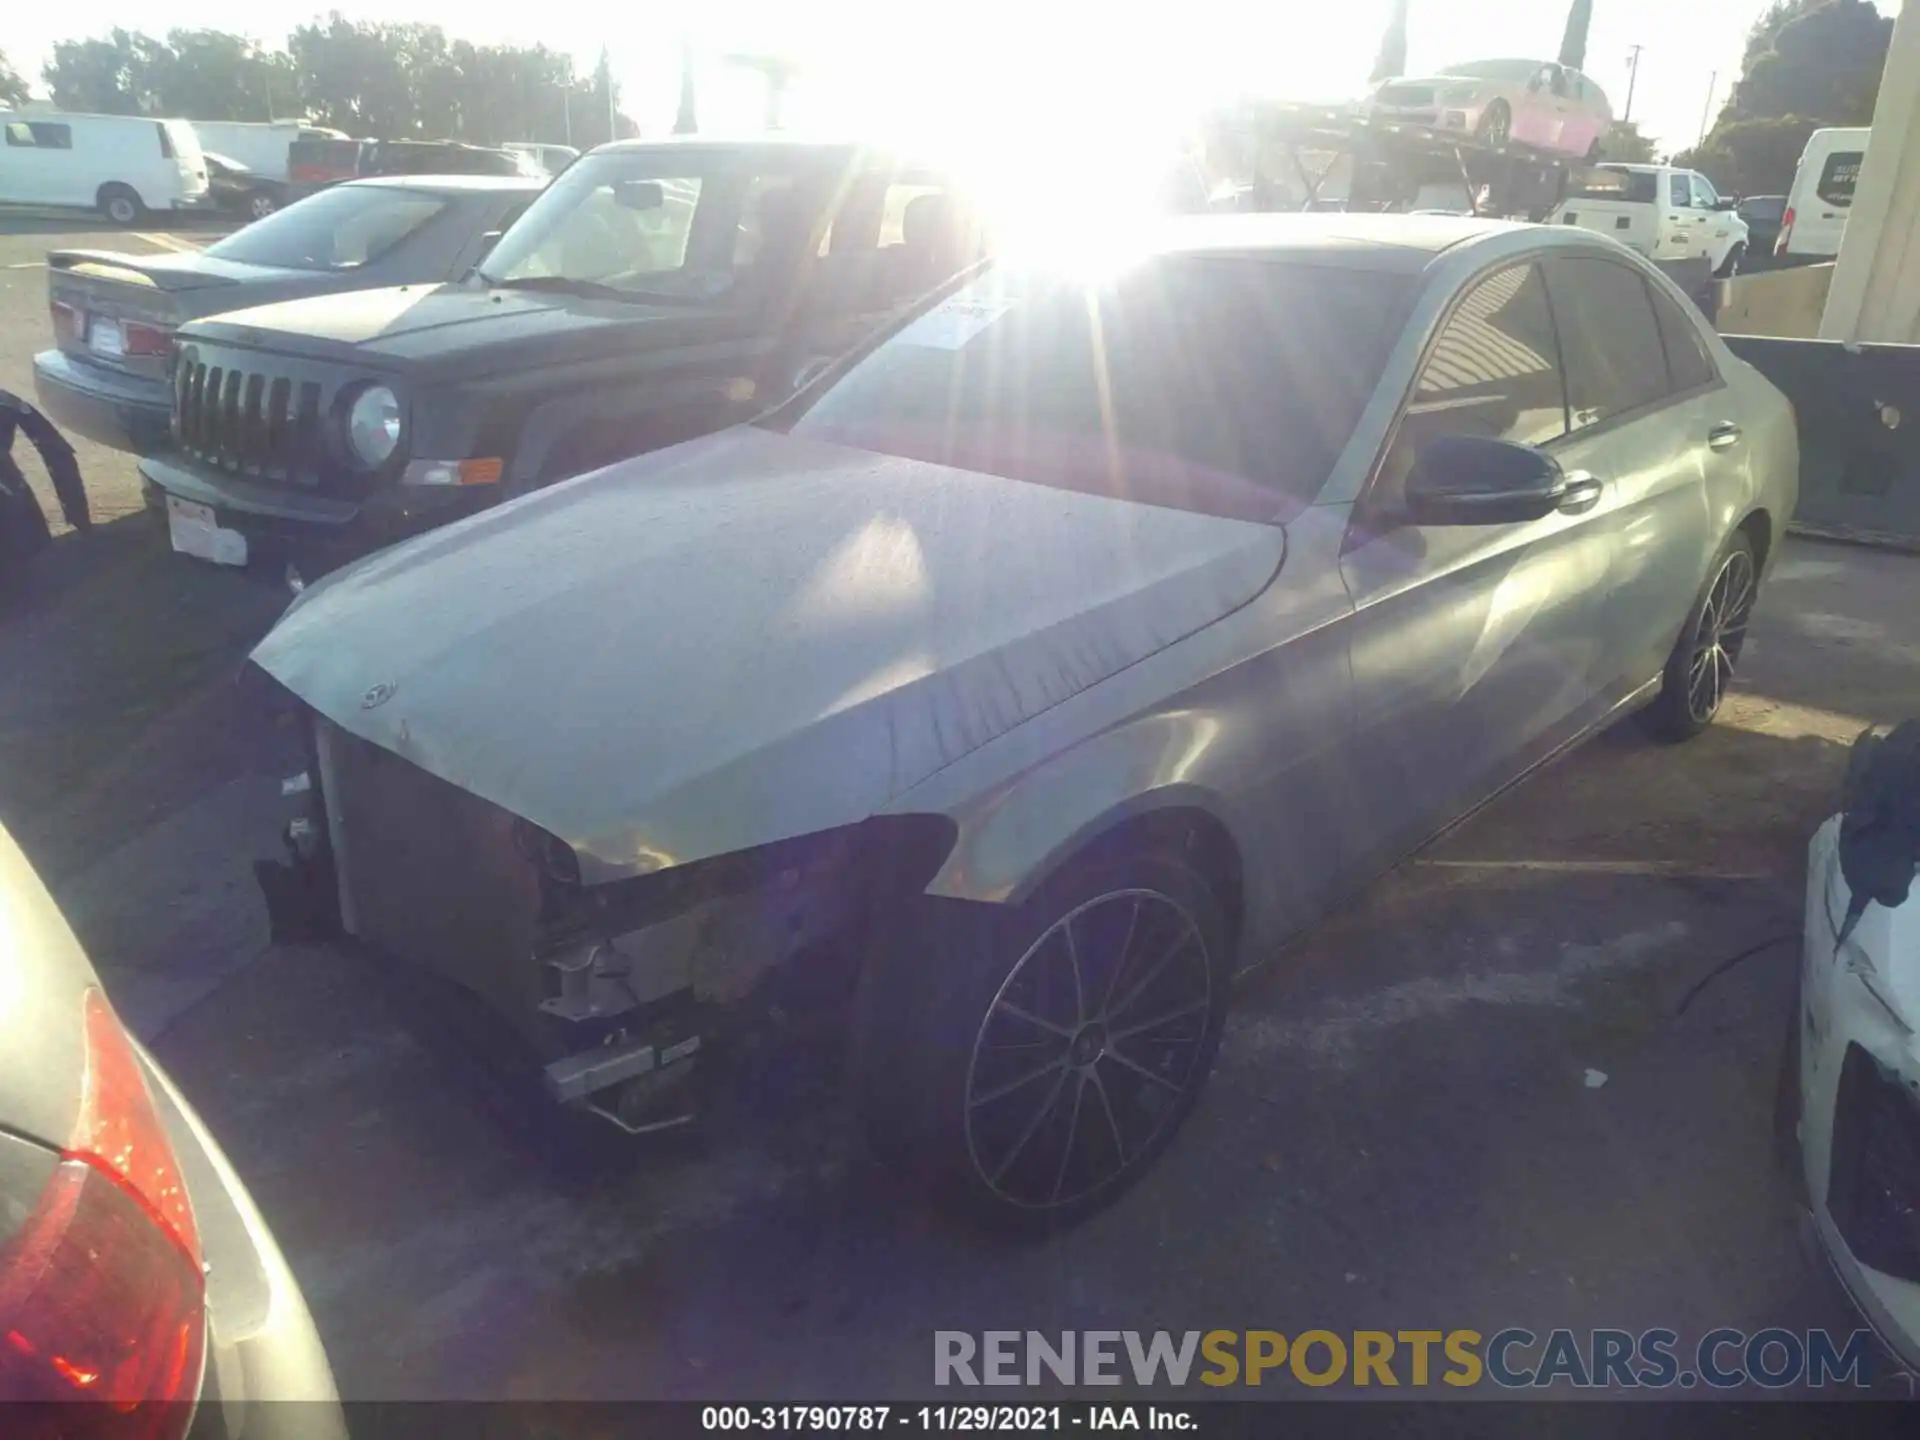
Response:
[[0, 111, 210, 224], [1776, 126, 1867, 260], [190, 121, 347, 183], [1548, 163, 1750, 275]]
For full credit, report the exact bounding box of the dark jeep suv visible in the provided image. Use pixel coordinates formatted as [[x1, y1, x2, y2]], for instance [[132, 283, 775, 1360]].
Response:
[[138, 138, 982, 571]]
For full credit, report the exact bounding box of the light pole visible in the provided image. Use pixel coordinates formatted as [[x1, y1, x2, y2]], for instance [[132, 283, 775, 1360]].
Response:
[[1623, 44, 1644, 124], [1696, 71, 1717, 149]]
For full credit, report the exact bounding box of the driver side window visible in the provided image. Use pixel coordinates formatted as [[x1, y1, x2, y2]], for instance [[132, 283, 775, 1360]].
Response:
[[1670, 174, 1693, 209], [1367, 261, 1568, 518]]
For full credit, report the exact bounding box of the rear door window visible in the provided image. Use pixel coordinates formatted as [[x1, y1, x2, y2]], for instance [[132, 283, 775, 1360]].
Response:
[[6, 122, 72, 149], [1570, 168, 1656, 204], [1817, 151, 1863, 208], [1543, 256, 1673, 429], [1647, 284, 1718, 394]]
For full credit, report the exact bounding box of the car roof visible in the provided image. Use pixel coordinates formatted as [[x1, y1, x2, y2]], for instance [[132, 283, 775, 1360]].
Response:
[[343, 175, 546, 195], [594, 135, 870, 164], [1143, 212, 1522, 273]]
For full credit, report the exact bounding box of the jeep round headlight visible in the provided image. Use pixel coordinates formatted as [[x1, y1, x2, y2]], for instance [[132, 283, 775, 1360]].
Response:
[[346, 385, 402, 467]]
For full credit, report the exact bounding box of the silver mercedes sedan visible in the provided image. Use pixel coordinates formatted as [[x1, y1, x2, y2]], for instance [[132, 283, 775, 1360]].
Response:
[[250, 214, 1797, 1232]]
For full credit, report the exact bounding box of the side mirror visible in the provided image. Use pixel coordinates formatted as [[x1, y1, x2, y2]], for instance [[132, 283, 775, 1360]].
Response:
[[613, 179, 664, 212], [1405, 435, 1569, 526]]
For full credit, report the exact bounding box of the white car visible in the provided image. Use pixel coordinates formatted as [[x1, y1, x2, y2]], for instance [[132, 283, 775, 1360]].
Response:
[[1368, 58, 1612, 160], [1, 110, 211, 224], [1789, 734, 1920, 1374], [1551, 164, 1751, 277]]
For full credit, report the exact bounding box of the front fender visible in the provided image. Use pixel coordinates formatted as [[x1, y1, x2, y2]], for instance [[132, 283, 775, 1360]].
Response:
[[919, 709, 1247, 910]]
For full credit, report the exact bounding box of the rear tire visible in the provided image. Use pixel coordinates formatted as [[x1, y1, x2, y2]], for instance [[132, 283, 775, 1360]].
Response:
[[1643, 530, 1758, 742], [1476, 101, 1513, 148], [853, 843, 1233, 1234], [97, 184, 143, 227]]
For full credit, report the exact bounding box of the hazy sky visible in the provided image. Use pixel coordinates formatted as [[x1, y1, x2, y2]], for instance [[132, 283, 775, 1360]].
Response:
[[5, 0, 1905, 157]]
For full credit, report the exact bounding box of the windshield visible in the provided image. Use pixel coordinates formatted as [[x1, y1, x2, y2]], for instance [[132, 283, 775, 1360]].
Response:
[[203, 185, 447, 271], [783, 257, 1412, 520], [479, 149, 744, 302]]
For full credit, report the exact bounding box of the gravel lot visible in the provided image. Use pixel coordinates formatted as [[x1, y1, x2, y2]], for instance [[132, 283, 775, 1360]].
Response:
[[2, 212, 1916, 1406]]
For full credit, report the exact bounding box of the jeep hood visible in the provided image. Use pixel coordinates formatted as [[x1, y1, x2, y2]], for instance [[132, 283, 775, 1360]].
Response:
[[185, 282, 726, 373], [252, 427, 1284, 884]]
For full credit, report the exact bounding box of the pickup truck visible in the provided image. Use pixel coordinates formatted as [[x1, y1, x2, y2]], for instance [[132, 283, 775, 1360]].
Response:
[[1550, 163, 1751, 278], [138, 138, 982, 573]]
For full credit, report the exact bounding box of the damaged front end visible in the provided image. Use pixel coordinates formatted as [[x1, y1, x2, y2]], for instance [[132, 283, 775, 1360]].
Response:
[[258, 708, 955, 1136]]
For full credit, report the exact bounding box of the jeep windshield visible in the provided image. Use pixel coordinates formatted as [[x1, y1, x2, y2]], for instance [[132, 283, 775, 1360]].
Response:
[[477, 149, 764, 304], [781, 255, 1413, 522]]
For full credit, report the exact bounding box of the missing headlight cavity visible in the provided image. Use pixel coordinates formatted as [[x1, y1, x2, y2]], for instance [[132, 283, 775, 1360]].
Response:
[[537, 814, 958, 1020]]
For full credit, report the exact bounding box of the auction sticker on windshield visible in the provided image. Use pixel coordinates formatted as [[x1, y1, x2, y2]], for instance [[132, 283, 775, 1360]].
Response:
[[896, 297, 1013, 351]]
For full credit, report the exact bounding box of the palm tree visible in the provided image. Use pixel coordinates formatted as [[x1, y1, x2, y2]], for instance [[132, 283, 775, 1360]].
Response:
[[1371, 0, 1410, 85], [1560, 0, 1595, 71]]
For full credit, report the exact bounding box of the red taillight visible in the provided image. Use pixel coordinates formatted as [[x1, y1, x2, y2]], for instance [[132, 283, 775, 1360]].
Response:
[[122, 323, 170, 359], [1775, 206, 1795, 255], [0, 990, 204, 1430], [70, 991, 198, 1269]]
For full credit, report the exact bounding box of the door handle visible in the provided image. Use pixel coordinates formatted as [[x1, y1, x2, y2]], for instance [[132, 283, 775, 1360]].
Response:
[[1555, 471, 1604, 514], [1707, 421, 1743, 451]]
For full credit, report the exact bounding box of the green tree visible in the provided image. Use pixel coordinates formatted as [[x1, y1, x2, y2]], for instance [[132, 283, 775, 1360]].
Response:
[[1681, 0, 1891, 195], [42, 31, 165, 114], [1595, 119, 1658, 163], [1673, 114, 1824, 195], [0, 49, 29, 106], [1559, 0, 1594, 72], [1370, 0, 1409, 85], [150, 29, 296, 121], [1723, 0, 1891, 125]]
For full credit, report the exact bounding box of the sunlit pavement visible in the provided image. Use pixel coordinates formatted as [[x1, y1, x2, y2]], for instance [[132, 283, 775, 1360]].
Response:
[[1, 217, 1911, 1399]]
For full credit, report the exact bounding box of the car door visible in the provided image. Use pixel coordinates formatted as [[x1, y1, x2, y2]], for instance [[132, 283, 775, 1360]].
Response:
[[1513, 65, 1558, 147], [1543, 255, 1722, 700], [1561, 73, 1601, 157], [1339, 258, 1617, 863], [1691, 173, 1736, 266], [1539, 65, 1576, 153], [1659, 171, 1699, 260]]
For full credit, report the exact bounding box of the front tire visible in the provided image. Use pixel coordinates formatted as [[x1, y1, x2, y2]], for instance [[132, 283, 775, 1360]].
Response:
[[1644, 530, 1758, 741], [98, 184, 143, 227], [247, 191, 280, 222], [855, 844, 1233, 1233], [1716, 242, 1747, 278]]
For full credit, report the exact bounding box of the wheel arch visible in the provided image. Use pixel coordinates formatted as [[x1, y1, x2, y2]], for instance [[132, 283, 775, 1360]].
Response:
[[1737, 505, 1774, 576], [991, 787, 1248, 948]]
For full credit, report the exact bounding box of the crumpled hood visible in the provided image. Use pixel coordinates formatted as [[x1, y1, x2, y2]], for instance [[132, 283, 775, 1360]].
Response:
[[252, 428, 1284, 883]]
